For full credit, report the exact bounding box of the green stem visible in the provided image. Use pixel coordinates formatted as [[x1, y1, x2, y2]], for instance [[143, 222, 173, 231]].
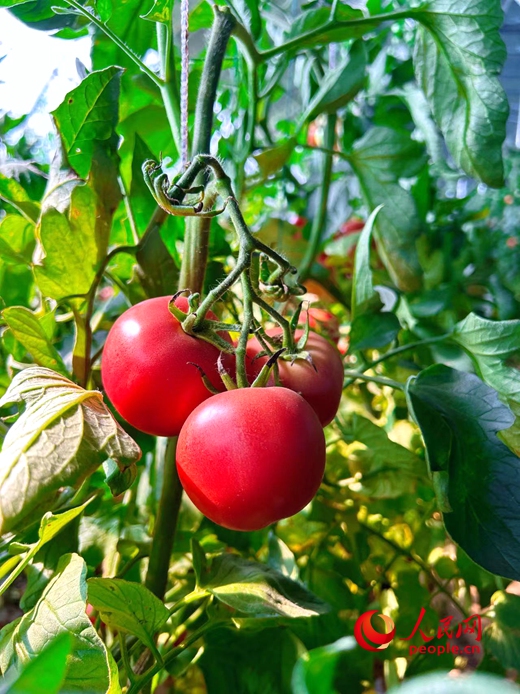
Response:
[[367, 334, 452, 370], [145, 438, 183, 599], [179, 6, 237, 294], [299, 113, 336, 281], [119, 632, 136, 686], [343, 370, 404, 391], [62, 0, 162, 87], [236, 272, 255, 388], [343, 334, 452, 388]]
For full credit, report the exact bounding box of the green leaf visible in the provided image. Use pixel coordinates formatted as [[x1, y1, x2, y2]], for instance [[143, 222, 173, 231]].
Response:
[[0, 633, 71, 694], [200, 626, 304, 694], [351, 205, 383, 318], [0, 367, 141, 534], [92, 0, 155, 72], [346, 414, 426, 498], [349, 205, 400, 350], [0, 553, 121, 694], [52, 67, 122, 178], [452, 313, 520, 454], [406, 364, 520, 579], [200, 553, 328, 618], [253, 138, 297, 179], [483, 591, 520, 670], [349, 127, 425, 291], [134, 213, 180, 297], [87, 577, 169, 651], [0, 500, 91, 599], [302, 41, 367, 123], [2, 307, 68, 375], [349, 312, 401, 352], [291, 636, 357, 694], [103, 458, 138, 496], [34, 184, 106, 300], [267, 533, 298, 580], [0, 174, 39, 223], [412, 0, 508, 187], [283, 4, 369, 50], [387, 671, 520, 694], [0, 216, 35, 264]]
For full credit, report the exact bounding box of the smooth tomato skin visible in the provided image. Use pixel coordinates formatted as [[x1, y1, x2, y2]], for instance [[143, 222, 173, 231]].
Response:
[[246, 330, 344, 427], [176, 387, 326, 531], [101, 296, 232, 437]]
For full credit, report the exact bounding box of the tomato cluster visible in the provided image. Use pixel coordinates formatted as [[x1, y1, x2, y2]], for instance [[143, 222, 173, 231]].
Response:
[[102, 297, 344, 531]]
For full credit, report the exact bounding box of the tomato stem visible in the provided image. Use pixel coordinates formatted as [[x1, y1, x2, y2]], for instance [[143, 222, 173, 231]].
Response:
[[145, 437, 182, 599]]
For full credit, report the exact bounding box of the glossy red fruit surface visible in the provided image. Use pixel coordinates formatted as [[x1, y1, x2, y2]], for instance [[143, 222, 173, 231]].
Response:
[[101, 296, 232, 437], [245, 329, 344, 426], [176, 387, 326, 531]]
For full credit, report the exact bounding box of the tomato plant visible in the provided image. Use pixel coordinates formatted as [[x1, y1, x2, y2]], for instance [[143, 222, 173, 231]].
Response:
[[1, 0, 520, 692]]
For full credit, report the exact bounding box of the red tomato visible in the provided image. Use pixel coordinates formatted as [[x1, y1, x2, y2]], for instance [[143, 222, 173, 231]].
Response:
[[176, 387, 326, 531], [245, 330, 344, 427], [102, 296, 232, 437]]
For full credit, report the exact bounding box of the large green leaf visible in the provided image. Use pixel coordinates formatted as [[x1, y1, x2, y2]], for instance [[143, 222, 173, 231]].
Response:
[[452, 313, 520, 454], [0, 367, 141, 534], [2, 307, 68, 375], [412, 0, 508, 187], [483, 591, 520, 670], [35, 184, 108, 300], [0, 633, 71, 694], [52, 67, 122, 179], [87, 578, 169, 651], [406, 364, 520, 579], [0, 553, 121, 694], [348, 127, 425, 292], [200, 553, 328, 618]]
